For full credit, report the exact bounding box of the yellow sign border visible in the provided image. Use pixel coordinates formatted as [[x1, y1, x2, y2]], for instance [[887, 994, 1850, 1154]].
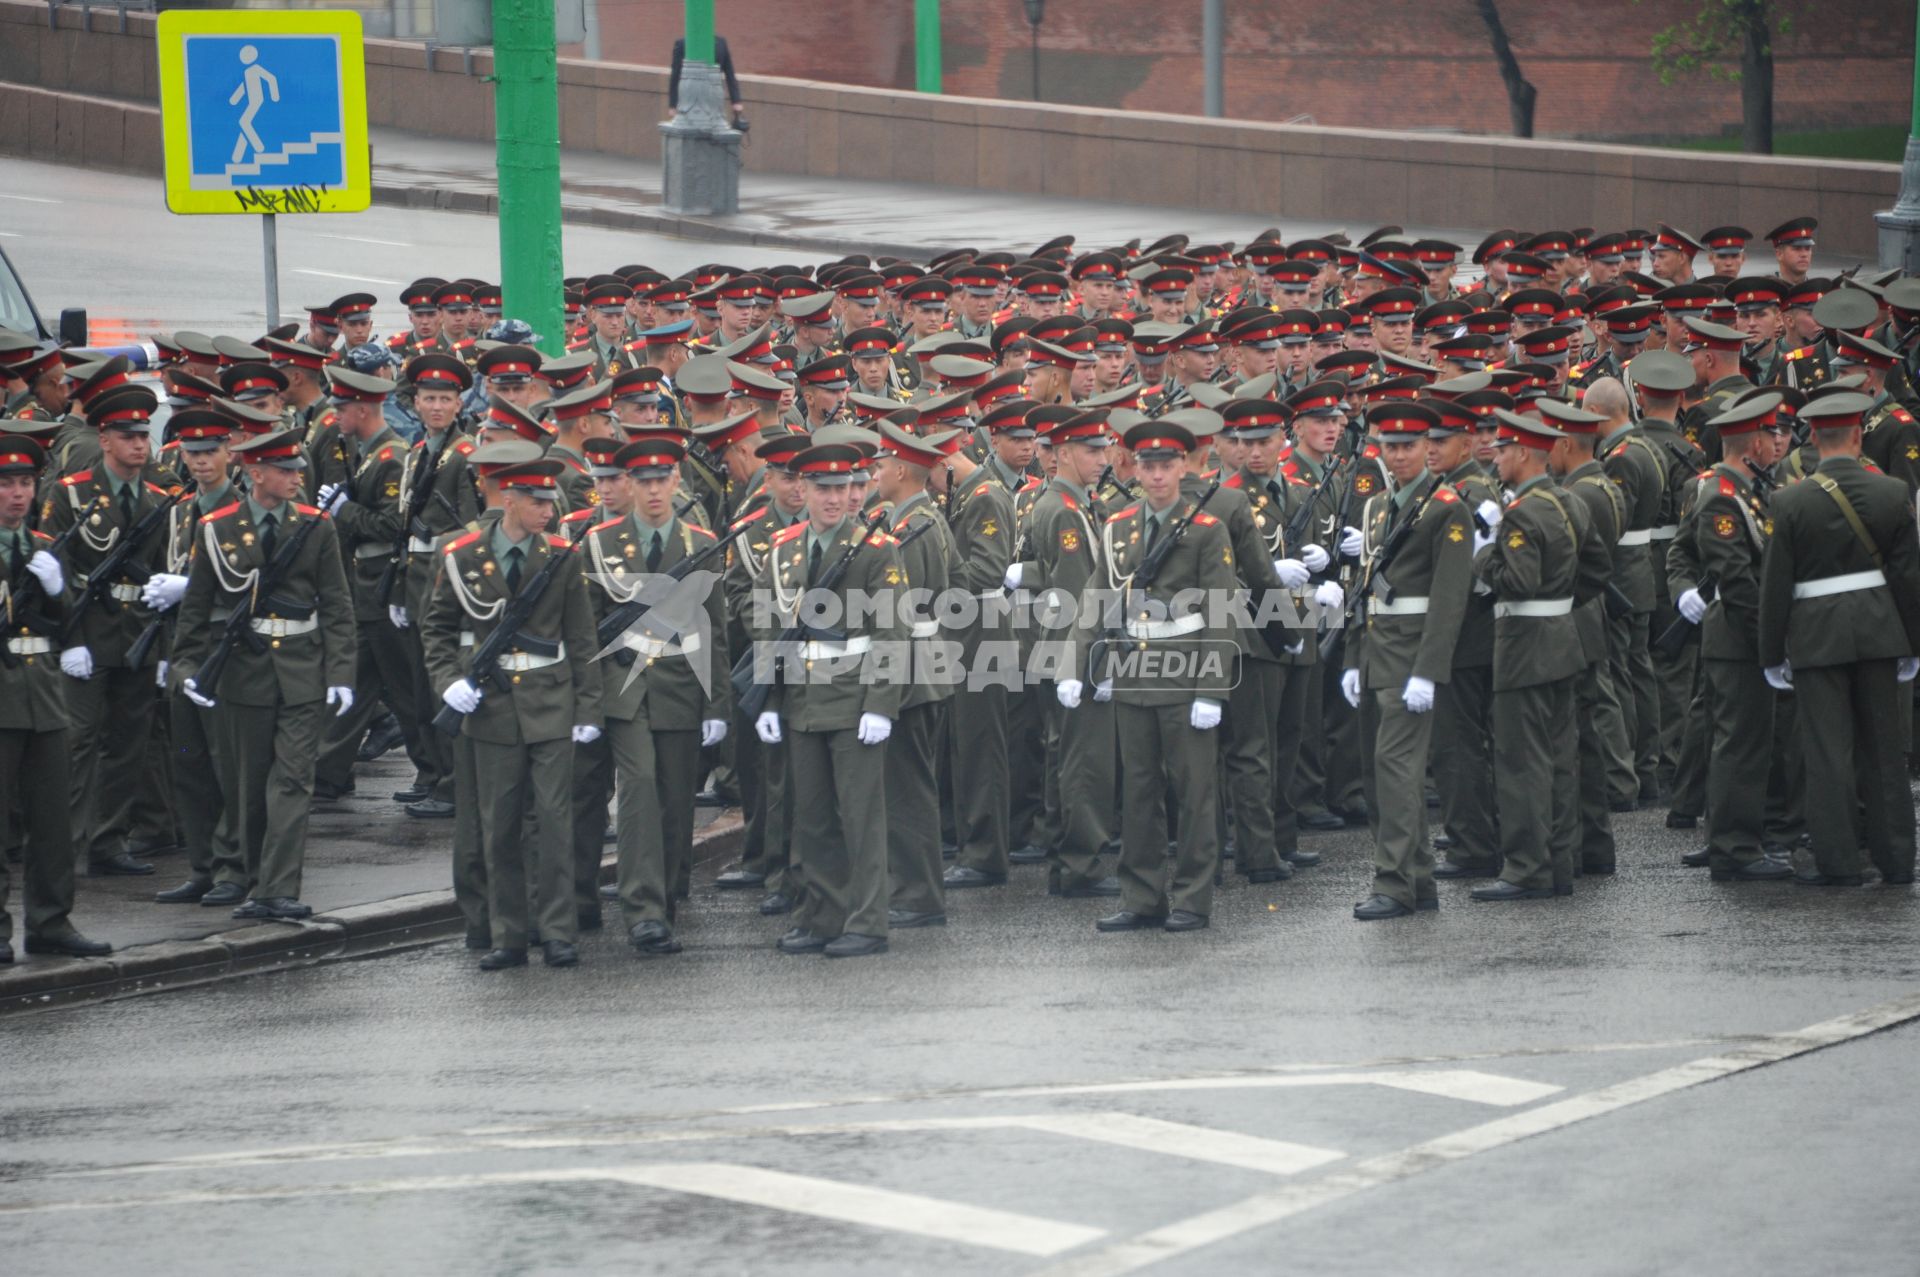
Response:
[[156, 9, 370, 215]]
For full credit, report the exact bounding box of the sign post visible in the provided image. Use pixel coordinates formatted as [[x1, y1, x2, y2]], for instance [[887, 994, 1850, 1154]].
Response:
[[156, 10, 371, 327]]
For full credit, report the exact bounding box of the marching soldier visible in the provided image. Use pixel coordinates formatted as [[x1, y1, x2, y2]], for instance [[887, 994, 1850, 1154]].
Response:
[[0, 435, 112, 959], [423, 457, 604, 969], [1758, 392, 1920, 887], [171, 431, 358, 921]]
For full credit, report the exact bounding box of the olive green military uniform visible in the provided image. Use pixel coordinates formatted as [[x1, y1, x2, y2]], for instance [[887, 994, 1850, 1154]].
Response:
[[585, 511, 730, 929], [1670, 462, 1777, 872], [159, 482, 239, 890], [991, 461, 1049, 856], [945, 473, 1017, 878], [1021, 476, 1116, 893], [1560, 461, 1626, 873], [1679, 373, 1751, 465], [397, 429, 484, 805], [1598, 421, 1667, 805], [1347, 471, 1474, 908], [755, 517, 906, 941], [1431, 458, 1501, 871], [884, 491, 956, 917], [44, 465, 172, 872], [1758, 455, 1920, 882], [1475, 473, 1588, 893], [1092, 495, 1237, 920], [170, 498, 358, 900], [0, 524, 80, 945], [723, 497, 799, 897], [1861, 395, 1920, 496], [423, 523, 604, 951], [548, 445, 598, 514], [1636, 417, 1708, 796]]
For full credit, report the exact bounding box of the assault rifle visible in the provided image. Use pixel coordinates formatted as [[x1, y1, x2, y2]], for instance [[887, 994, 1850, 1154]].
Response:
[[190, 502, 327, 698]]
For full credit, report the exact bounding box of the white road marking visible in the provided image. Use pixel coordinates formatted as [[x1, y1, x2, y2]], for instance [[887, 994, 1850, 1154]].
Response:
[[1, 1162, 1104, 1257], [965, 1068, 1563, 1108], [0, 231, 18, 237], [1032, 990, 1920, 1276], [311, 232, 413, 247], [292, 267, 402, 287], [0, 193, 60, 204]]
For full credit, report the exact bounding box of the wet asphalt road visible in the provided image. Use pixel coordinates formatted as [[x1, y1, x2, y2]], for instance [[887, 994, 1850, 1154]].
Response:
[[5, 803, 1918, 1275]]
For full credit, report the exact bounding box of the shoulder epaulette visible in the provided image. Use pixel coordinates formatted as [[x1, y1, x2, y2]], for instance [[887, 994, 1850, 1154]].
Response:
[[866, 529, 897, 547], [454, 438, 476, 455], [1362, 442, 1381, 459], [622, 337, 648, 354], [445, 529, 483, 554], [565, 336, 590, 352], [385, 332, 409, 349], [30, 528, 53, 543], [973, 481, 994, 498], [205, 500, 243, 521], [729, 506, 771, 532], [293, 502, 322, 517], [1786, 345, 1814, 361], [687, 523, 717, 540], [589, 516, 624, 534], [61, 470, 92, 486], [1895, 407, 1915, 424], [1107, 505, 1139, 524], [546, 533, 569, 548], [1222, 471, 1245, 489], [1192, 511, 1220, 527], [377, 445, 397, 462], [1018, 475, 1042, 492], [1432, 487, 1460, 504], [771, 523, 807, 546], [144, 481, 169, 496], [1718, 476, 1738, 497], [1060, 492, 1078, 511], [561, 507, 597, 524]]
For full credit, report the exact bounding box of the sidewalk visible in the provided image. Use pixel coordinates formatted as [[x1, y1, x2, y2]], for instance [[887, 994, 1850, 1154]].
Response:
[[1, 750, 742, 1011], [365, 127, 1485, 261]]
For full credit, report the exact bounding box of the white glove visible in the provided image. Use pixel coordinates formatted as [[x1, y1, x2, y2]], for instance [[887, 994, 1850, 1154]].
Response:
[[1763, 662, 1793, 692], [1472, 528, 1495, 556], [856, 711, 892, 745], [1338, 526, 1365, 558], [1900, 657, 1920, 684], [141, 572, 188, 611], [755, 710, 783, 744], [1313, 580, 1344, 611], [1273, 558, 1310, 588], [59, 646, 93, 679], [317, 483, 348, 515], [1403, 675, 1435, 714], [1093, 678, 1113, 702], [572, 724, 602, 744], [156, 660, 169, 690], [1299, 543, 1330, 572], [1476, 499, 1503, 529], [701, 718, 727, 746], [1056, 678, 1084, 709], [1341, 667, 1363, 708], [326, 685, 354, 718], [1189, 698, 1222, 731], [1677, 588, 1707, 625], [441, 678, 481, 715], [1003, 562, 1024, 590], [183, 677, 216, 708], [388, 604, 411, 629], [25, 550, 63, 596]]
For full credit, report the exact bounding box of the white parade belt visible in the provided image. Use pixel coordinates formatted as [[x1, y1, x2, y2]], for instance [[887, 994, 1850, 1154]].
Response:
[[407, 537, 437, 554], [799, 636, 872, 660], [1647, 525, 1680, 541], [1124, 612, 1206, 640], [353, 543, 394, 560], [457, 632, 568, 669], [108, 583, 143, 602], [1617, 529, 1652, 546], [251, 616, 318, 637], [1371, 595, 1430, 616], [1792, 569, 1886, 600], [618, 631, 702, 659], [1493, 597, 1574, 618], [6, 636, 51, 655], [909, 619, 939, 638]]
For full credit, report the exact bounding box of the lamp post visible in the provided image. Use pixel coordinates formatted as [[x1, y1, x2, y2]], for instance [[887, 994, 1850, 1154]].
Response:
[[493, 0, 564, 354], [1203, 0, 1223, 118], [660, 0, 739, 215], [915, 0, 942, 94], [1023, 0, 1043, 103], [1876, 5, 1920, 270]]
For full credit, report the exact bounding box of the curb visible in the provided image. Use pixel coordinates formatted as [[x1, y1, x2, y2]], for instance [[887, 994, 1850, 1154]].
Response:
[[0, 811, 744, 1014], [367, 181, 937, 261]]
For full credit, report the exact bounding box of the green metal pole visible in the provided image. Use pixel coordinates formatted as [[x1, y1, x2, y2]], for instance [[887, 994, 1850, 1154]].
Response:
[[915, 0, 942, 94], [1910, 1, 1920, 139], [492, 0, 565, 355], [685, 0, 714, 64]]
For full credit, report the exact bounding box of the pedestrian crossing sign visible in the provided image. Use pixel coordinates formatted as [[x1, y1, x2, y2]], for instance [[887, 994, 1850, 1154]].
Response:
[[157, 10, 371, 215]]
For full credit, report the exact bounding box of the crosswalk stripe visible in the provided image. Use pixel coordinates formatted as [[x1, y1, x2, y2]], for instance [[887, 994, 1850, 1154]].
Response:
[[970, 1068, 1563, 1107]]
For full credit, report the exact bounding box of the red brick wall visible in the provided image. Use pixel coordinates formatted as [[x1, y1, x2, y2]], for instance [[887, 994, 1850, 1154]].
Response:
[[591, 0, 1915, 141]]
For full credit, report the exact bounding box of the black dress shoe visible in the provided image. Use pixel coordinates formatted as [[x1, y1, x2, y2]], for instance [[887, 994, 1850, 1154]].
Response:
[[1298, 810, 1345, 832], [1433, 859, 1499, 880], [1245, 865, 1293, 884], [1281, 848, 1322, 868], [823, 932, 888, 958], [1794, 871, 1866, 887], [1609, 798, 1638, 814], [542, 940, 579, 967], [1008, 844, 1050, 865], [240, 897, 313, 921], [311, 779, 355, 802], [942, 865, 1005, 888], [599, 882, 620, 900], [577, 908, 603, 932], [1432, 832, 1455, 850], [1680, 847, 1712, 868], [887, 909, 946, 928], [478, 947, 528, 970], [24, 930, 112, 957], [88, 852, 154, 877], [776, 928, 827, 954], [1882, 872, 1915, 885], [1424, 787, 1440, 809], [358, 718, 405, 762], [390, 785, 429, 804], [1051, 875, 1122, 898], [155, 878, 212, 903], [1164, 910, 1209, 932], [715, 868, 767, 889], [1340, 801, 1371, 826], [1353, 894, 1413, 921], [404, 799, 455, 819], [940, 842, 960, 860], [125, 837, 181, 859], [200, 881, 247, 907], [1471, 880, 1555, 902], [1665, 811, 1699, 830], [1581, 863, 1617, 876], [759, 891, 795, 916], [1553, 884, 1573, 897], [1095, 910, 1164, 932], [629, 920, 683, 955], [0, 942, 11, 964], [1711, 858, 1793, 882], [465, 927, 492, 950]]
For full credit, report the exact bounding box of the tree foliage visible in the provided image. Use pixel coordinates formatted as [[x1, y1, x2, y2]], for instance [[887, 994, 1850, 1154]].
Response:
[[1640, 0, 1799, 84]]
